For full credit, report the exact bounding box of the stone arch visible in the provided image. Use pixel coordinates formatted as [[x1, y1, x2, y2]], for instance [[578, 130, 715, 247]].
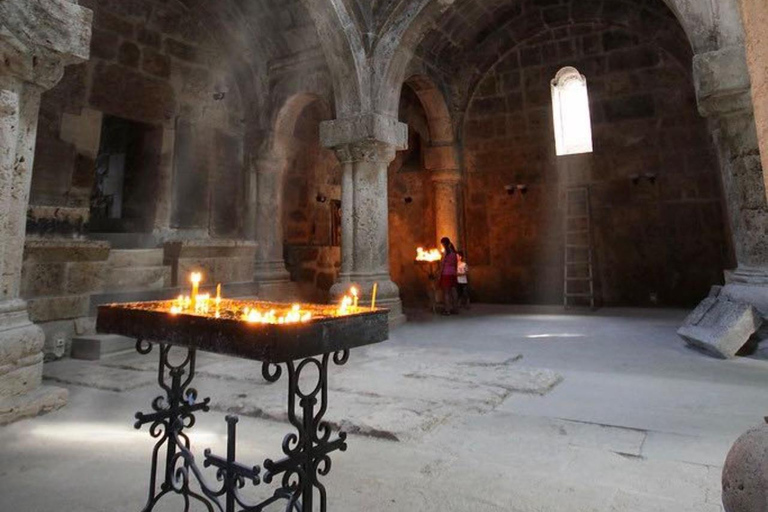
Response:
[[402, 74, 462, 247], [403, 74, 455, 145], [372, 0, 744, 118], [270, 93, 331, 161], [395, 74, 463, 272], [454, 1, 701, 144], [373, 0, 448, 117], [298, 0, 369, 117], [258, 93, 340, 301]]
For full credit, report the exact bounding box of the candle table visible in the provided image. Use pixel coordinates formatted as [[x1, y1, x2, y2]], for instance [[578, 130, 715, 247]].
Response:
[[96, 299, 389, 512]]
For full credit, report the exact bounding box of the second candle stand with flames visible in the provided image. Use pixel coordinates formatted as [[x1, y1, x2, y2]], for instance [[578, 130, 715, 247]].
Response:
[[415, 247, 443, 314], [96, 272, 388, 512]]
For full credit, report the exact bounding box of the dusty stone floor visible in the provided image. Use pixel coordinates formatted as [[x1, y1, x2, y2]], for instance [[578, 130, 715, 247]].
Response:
[[2, 305, 767, 511]]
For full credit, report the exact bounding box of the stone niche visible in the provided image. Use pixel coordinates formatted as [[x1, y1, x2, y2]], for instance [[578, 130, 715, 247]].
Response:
[[21, 239, 110, 358], [164, 240, 257, 288]]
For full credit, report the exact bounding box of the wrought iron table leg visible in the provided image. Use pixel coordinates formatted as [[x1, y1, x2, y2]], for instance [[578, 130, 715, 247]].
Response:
[[262, 350, 350, 512], [134, 339, 351, 512], [133, 339, 212, 511]]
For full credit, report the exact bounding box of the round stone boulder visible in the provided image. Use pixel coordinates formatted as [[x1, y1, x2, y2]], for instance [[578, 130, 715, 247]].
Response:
[[723, 421, 768, 512]]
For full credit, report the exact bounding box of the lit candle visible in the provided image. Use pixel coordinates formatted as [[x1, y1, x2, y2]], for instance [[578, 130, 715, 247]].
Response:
[[339, 296, 352, 315], [215, 283, 221, 316], [195, 293, 210, 314], [190, 272, 202, 308], [351, 286, 359, 311], [371, 282, 378, 310]]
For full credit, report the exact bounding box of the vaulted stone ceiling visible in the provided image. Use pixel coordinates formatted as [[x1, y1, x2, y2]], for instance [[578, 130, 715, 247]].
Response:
[[167, 0, 320, 61], [416, 0, 690, 74], [154, 0, 324, 120]]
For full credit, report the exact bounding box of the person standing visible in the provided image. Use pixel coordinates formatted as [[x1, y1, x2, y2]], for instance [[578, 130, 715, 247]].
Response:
[[439, 237, 459, 315], [457, 251, 470, 309]]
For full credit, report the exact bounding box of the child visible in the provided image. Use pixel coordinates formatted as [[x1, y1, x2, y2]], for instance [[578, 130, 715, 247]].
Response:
[[457, 251, 470, 309]]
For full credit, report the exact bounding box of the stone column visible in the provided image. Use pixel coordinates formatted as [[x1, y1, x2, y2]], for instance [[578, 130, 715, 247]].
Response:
[[320, 113, 409, 325], [425, 145, 462, 248], [0, 0, 92, 424], [431, 170, 462, 249], [252, 154, 296, 300], [694, 46, 768, 314], [328, 141, 405, 323], [739, 0, 768, 202]]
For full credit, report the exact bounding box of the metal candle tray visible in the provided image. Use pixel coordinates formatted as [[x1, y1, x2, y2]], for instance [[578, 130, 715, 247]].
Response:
[[96, 300, 389, 363]]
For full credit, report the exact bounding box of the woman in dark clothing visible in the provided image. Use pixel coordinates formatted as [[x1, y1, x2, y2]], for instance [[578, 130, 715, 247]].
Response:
[[439, 237, 459, 315]]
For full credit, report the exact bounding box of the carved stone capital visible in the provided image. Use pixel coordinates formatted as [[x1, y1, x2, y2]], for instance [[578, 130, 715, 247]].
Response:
[[334, 140, 397, 164], [694, 46, 754, 118], [320, 113, 408, 150], [423, 145, 459, 172], [430, 168, 462, 185], [0, 0, 92, 90]]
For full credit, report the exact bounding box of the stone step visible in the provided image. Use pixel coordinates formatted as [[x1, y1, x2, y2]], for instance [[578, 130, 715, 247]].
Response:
[[107, 248, 164, 268], [90, 232, 160, 249], [70, 334, 135, 361], [105, 266, 171, 291]]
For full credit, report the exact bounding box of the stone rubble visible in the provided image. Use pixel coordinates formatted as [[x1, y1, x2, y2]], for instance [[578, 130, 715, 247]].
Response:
[[678, 297, 763, 359]]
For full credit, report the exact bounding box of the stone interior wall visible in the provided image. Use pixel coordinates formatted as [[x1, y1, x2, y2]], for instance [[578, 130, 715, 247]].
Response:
[[282, 100, 341, 296], [22, 0, 253, 355], [21, 240, 110, 358], [31, 0, 246, 237], [284, 246, 341, 303], [164, 240, 257, 288], [463, 23, 731, 306], [389, 84, 436, 306]]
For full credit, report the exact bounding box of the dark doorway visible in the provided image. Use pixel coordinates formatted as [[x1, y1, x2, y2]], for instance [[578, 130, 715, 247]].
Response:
[[90, 115, 162, 233]]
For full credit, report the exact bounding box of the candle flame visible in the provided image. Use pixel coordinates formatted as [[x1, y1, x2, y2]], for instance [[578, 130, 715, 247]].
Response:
[[338, 296, 353, 316], [416, 247, 442, 262], [242, 304, 312, 325]]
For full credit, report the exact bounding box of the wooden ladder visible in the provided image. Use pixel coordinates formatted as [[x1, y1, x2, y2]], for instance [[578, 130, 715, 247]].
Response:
[[563, 186, 595, 309]]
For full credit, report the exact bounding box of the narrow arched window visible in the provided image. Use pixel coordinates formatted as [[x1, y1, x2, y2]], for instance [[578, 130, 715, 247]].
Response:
[[551, 67, 593, 156]]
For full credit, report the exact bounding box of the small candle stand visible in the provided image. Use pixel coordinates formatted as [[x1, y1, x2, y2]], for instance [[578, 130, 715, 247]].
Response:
[[414, 247, 443, 314], [96, 278, 388, 512]]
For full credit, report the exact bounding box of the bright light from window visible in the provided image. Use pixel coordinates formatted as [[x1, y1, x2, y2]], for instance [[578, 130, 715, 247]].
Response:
[[551, 67, 593, 156]]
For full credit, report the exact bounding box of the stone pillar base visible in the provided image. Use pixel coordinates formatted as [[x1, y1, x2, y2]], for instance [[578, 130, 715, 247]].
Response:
[[0, 385, 68, 426], [330, 276, 406, 327], [721, 266, 768, 341], [0, 299, 68, 425], [723, 266, 768, 317], [254, 260, 298, 301]]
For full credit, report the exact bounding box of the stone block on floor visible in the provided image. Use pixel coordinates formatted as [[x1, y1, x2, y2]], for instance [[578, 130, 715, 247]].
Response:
[[43, 359, 155, 391], [70, 334, 135, 360], [678, 297, 763, 359]]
